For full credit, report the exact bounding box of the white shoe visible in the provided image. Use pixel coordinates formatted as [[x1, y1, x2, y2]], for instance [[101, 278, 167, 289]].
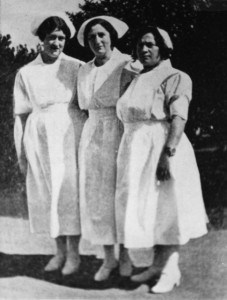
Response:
[[44, 255, 65, 272], [62, 256, 81, 275], [94, 261, 118, 281], [151, 268, 181, 293]]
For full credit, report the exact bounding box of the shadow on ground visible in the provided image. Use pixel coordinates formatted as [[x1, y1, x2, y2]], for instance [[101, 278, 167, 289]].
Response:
[[0, 253, 153, 291]]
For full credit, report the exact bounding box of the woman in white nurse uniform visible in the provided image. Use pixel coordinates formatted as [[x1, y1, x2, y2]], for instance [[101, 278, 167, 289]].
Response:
[[14, 12, 87, 275], [77, 16, 140, 281], [116, 26, 208, 293]]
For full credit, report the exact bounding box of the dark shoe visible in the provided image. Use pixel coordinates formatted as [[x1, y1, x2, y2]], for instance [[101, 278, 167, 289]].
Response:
[[131, 266, 160, 282], [119, 258, 133, 277], [62, 256, 81, 275]]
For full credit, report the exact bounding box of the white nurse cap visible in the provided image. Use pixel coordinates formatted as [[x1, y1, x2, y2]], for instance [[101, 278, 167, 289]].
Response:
[[77, 15, 128, 46], [157, 27, 173, 49], [31, 11, 76, 38]]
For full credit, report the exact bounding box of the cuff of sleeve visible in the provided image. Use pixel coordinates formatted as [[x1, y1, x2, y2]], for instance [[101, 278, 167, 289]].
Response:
[[169, 96, 189, 120]]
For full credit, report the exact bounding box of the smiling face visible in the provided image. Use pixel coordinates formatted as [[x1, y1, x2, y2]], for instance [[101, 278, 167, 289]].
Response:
[[136, 32, 161, 70], [87, 24, 112, 59], [42, 29, 66, 62]]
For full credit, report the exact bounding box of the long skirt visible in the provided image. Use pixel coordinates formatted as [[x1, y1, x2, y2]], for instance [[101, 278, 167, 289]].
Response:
[[79, 108, 123, 245], [116, 120, 208, 248], [23, 104, 87, 238]]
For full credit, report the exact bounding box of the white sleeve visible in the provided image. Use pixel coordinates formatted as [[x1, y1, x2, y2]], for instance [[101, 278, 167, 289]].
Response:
[[14, 116, 27, 174], [169, 95, 190, 120], [165, 72, 192, 120], [14, 71, 32, 115]]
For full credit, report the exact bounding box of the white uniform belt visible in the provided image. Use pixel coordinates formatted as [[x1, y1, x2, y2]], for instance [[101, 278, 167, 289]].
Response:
[[33, 102, 69, 112], [124, 119, 169, 130]]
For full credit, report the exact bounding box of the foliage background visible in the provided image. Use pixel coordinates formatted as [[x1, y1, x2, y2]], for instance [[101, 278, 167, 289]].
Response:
[[0, 0, 226, 226]]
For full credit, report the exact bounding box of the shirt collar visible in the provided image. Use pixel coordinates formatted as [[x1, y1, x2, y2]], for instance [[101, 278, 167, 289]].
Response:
[[34, 52, 65, 65], [90, 48, 124, 68], [141, 59, 172, 74]]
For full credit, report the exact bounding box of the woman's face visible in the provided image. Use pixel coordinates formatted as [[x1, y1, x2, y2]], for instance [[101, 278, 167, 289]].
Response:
[[136, 33, 161, 69], [87, 24, 112, 58], [42, 28, 66, 60]]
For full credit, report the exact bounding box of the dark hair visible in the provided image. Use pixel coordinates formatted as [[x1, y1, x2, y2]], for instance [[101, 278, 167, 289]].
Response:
[[83, 18, 118, 49], [37, 16, 70, 41], [132, 26, 172, 60]]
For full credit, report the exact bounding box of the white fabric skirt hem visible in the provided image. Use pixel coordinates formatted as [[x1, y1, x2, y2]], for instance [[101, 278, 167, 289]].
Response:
[[116, 121, 208, 250], [30, 227, 81, 239], [81, 232, 117, 246], [125, 228, 208, 249]]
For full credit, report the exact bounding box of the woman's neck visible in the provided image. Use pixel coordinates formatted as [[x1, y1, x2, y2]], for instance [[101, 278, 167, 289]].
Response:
[[94, 49, 113, 66], [142, 60, 163, 73], [41, 52, 59, 64]]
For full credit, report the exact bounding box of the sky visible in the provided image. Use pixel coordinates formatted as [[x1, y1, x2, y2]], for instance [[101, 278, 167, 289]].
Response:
[[1, 0, 84, 49]]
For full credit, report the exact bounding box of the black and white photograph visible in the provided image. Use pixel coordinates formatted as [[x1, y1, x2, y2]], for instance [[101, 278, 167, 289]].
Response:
[[0, 0, 226, 299]]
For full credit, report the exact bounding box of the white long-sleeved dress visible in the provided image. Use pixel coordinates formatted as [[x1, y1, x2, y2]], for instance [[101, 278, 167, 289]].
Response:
[[14, 53, 87, 238], [77, 48, 139, 245], [116, 60, 208, 248]]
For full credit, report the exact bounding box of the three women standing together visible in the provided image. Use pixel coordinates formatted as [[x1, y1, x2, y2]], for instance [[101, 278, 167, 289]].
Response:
[[14, 12, 207, 293]]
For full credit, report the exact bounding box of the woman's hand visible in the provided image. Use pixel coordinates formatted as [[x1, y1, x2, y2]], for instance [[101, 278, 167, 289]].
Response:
[[156, 115, 186, 181], [14, 115, 28, 177], [156, 153, 171, 181], [18, 154, 27, 176]]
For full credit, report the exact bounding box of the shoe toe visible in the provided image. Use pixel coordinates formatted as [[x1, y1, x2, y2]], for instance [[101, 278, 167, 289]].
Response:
[[62, 259, 81, 276], [94, 262, 118, 281], [131, 267, 160, 283], [44, 256, 65, 272], [151, 271, 181, 293]]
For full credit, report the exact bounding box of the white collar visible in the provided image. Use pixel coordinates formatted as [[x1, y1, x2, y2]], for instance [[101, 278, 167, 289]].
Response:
[[141, 59, 172, 74], [90, 48, 124, 67], [34, 52, 65, 65]]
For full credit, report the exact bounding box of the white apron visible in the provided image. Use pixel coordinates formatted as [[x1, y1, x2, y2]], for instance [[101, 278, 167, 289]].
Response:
[[116, 60, 208, 248], [14, 53, 87, 238], [77, 48, 139, 245]]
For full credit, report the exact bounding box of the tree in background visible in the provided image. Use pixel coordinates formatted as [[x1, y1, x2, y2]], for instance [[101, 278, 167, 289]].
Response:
[[0, 34, 36, 187], [66, 0, 210, 59], [79, 0, 209, 35]]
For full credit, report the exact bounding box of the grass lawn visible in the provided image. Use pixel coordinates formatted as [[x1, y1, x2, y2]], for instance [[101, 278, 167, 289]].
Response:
[[0, 186, 226, 299]]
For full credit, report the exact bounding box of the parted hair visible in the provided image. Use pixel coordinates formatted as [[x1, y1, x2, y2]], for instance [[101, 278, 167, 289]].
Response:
[[37, 16, 71, 41], [132, 26, 172, 61], [83, 18, 118, 49]]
